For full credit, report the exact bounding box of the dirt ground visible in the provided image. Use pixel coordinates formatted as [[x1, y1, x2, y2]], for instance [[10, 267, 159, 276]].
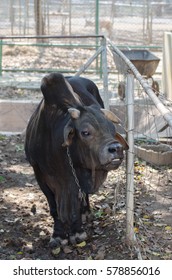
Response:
[[0, 133, 172, 260], [0, 134, 136, 260]]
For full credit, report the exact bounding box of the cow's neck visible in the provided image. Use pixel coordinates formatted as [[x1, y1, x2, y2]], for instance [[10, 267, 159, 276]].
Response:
[[66, 146, 86, 205]]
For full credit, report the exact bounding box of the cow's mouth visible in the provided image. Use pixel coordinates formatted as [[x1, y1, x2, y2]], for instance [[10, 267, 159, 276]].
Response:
[[111, 158, 123, 166], [103, 158, 123, 171]]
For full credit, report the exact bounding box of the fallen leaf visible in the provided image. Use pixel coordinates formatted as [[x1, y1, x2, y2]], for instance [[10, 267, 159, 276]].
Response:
[[165, 249, 172, 254], [165, 226, 172, 231], [102, 222, 110, 228], [17, 251, 23, 255], [155, 223, 166, 227], [143, 215, 150, 219], [63, 246, 73, 254], [94, 209, 104, 218], [60, 239, 68, 246], [52, 247, 61, 256], [9, 255, 16, 260], [143, 221, 152, 225], [39, 231, 46, 236], [0, 176, 5, 182], [15, 144, 24, 152], [134, 227, 139, 233], [151, 251, 160, 257], [95, 247, 106, 260], [76, 241, 86, 248], [23, 243, 34, 253], [0, 135, 6, 140]]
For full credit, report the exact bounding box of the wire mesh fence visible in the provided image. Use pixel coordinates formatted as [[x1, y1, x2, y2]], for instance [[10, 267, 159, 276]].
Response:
[[133, 93, 172, 259], [0, 37, 100, 75], [0, 33, 172, 259], [0, 0, 172, 46], [110, 42, 172, 259]]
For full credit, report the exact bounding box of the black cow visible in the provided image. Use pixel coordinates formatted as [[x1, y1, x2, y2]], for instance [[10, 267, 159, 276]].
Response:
[[25, 73, 128, 245]]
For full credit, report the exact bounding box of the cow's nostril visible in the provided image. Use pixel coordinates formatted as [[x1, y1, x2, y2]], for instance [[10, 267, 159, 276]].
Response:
[[108, 144, 117, 154]]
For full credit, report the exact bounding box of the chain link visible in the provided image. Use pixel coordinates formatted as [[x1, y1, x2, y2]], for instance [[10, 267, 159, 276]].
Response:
[[66, 147, 86, 202]]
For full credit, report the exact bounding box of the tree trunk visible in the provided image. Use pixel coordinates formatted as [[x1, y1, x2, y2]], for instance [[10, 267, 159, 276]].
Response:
[[34, 0, 45, 41]]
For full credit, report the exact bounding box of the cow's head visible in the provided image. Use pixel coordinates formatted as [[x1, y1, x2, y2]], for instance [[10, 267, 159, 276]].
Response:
[[63, 105, 128, 171], [40, 73, 128, 171]]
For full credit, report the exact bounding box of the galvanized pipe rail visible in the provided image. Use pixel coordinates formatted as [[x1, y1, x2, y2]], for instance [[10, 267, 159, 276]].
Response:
[[0, 35, 109, 108], [0, 35, 105, 76], [0, 35, 105, 40]]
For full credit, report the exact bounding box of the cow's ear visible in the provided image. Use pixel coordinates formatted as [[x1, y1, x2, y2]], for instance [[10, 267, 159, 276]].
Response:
[[115, 132, 129, 150], [62, 108, 80, 147], [100, 108, 121, 124], [62, 120, 75, 147]]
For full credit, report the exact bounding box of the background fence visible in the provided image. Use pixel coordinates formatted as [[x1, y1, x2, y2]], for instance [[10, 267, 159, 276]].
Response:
[[110, 42, 172, 259], [0, 0, 172, 260], [0, 0, 172, 46], [0, 36, 172, 259]]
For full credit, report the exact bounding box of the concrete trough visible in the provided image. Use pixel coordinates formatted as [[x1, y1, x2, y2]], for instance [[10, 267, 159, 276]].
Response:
[[135, 143, 172, 166], [0, 99, 39, 134]]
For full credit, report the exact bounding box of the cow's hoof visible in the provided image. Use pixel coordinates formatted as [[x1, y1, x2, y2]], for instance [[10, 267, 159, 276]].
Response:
[[82, 212, 93, 223], [49, 237, 68, 248], [82, 212, 90, 223], [69, 231, 87, 245]]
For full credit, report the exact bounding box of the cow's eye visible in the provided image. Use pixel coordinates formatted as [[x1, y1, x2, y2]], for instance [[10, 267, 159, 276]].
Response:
[[81, 130, 90, 137]]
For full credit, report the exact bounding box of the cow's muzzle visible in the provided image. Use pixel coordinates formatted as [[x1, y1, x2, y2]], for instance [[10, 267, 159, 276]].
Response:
[[100, 142, 124, 170]]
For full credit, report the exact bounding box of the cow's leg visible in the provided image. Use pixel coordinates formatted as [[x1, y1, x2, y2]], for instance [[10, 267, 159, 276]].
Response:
[[69, 194, 89, 244], [33, 165, 67, 242], [81, 194, 90, 223]]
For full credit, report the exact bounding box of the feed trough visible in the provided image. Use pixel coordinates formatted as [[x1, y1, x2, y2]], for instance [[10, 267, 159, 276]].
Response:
[[134, 143, 172, 166], [113, 49, 160, 99]]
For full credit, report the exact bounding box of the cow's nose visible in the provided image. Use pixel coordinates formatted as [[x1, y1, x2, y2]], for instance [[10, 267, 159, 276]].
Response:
[[108, 143, 122, 154]]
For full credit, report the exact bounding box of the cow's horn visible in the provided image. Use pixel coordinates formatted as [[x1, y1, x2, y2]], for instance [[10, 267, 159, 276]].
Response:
[[68, 108, 80, 119], [101, 108, 120, 124]]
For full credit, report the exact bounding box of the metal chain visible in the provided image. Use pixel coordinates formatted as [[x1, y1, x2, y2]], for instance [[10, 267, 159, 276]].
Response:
[[66, 146, 86, 202]]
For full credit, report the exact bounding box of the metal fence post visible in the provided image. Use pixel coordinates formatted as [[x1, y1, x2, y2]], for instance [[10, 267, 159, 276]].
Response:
[[101, 37, 109, 109], [0, 40, 2, 76], [126, 71, 135, 243], [95, 0, 99, 74]]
